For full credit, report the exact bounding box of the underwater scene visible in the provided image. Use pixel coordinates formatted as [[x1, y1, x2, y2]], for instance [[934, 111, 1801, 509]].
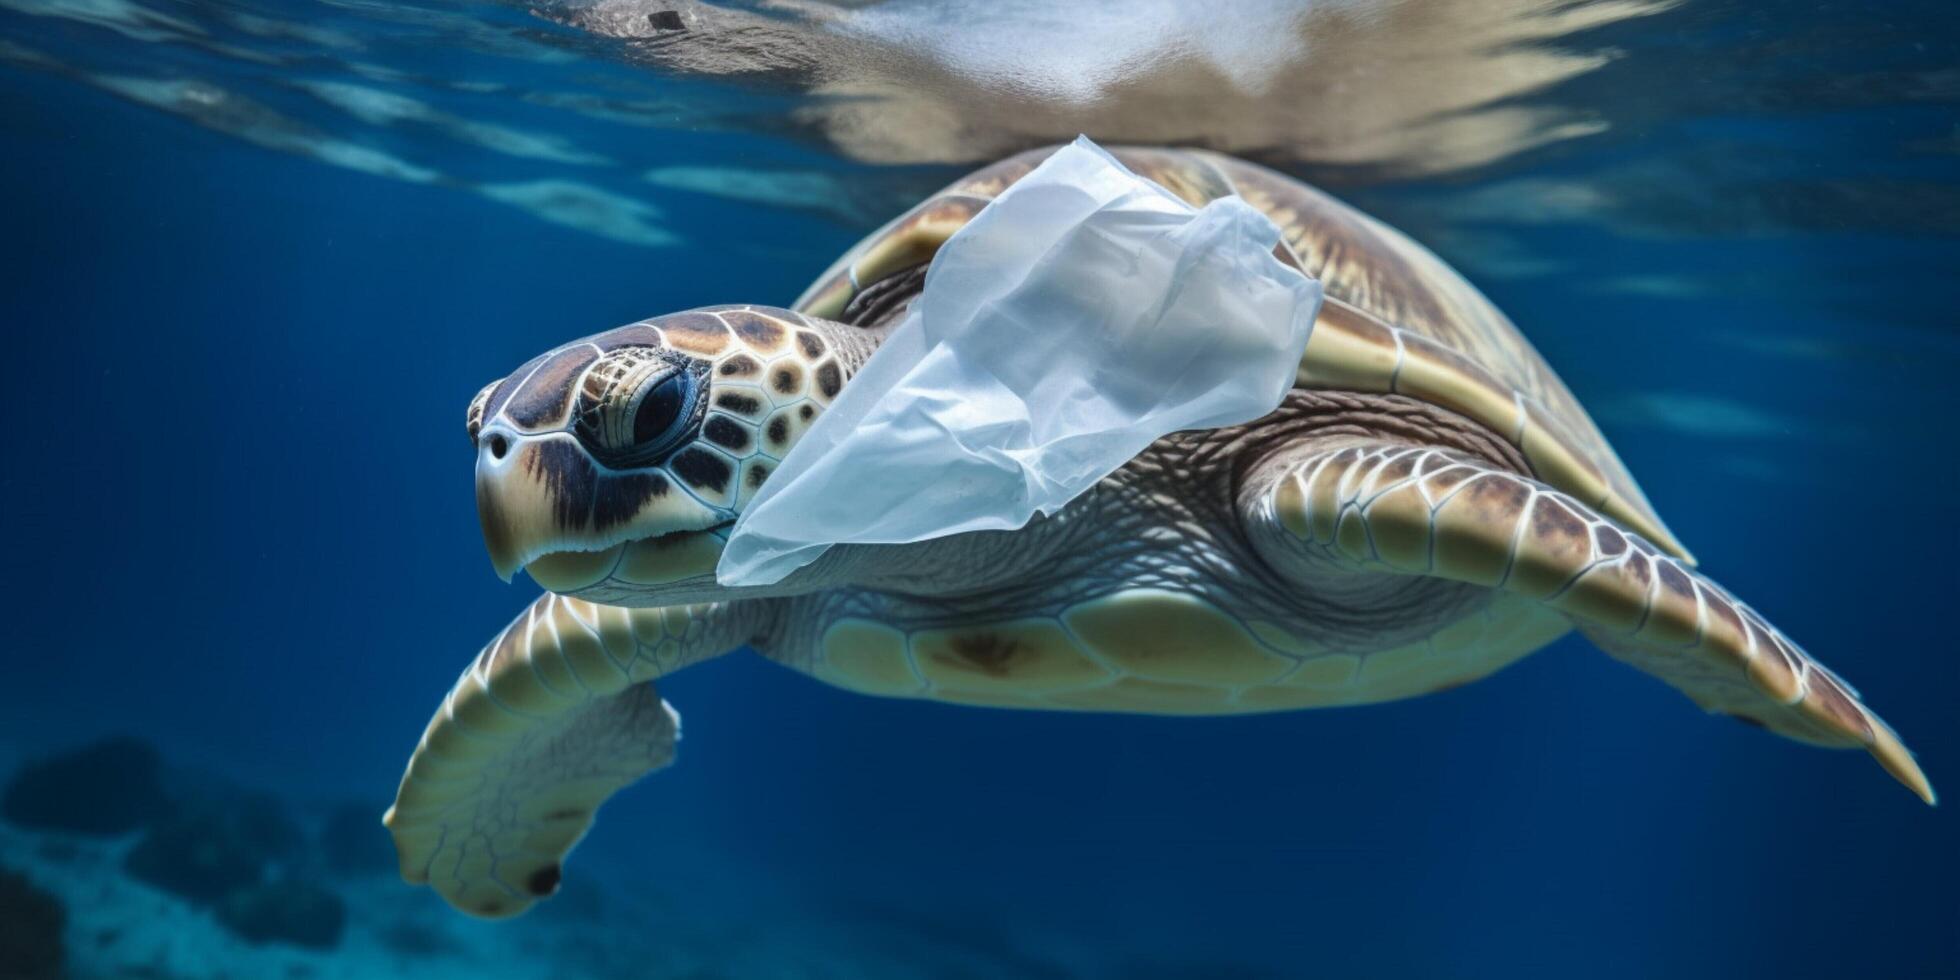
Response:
[[3, 0, 1957, 976]]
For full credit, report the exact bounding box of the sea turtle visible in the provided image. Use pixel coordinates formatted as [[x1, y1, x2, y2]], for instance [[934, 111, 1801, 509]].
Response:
[[386, 146, 1933, 918]]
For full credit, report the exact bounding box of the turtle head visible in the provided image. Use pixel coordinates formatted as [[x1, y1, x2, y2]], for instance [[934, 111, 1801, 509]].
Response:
[[467, 307, 845, 593]]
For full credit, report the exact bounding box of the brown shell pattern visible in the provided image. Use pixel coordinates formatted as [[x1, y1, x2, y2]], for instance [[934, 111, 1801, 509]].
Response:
[[792, 145, 1685, 562]]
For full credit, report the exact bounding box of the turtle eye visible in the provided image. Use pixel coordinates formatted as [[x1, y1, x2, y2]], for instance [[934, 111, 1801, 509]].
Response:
[[574, 347, 707, 466], [465, 380, 497, 446], [632, 372, 687, 445]]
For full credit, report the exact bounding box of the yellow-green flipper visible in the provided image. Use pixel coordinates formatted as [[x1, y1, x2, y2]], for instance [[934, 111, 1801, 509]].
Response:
[[385, 594, 761, 917], [1244, 442, 1932, 803]]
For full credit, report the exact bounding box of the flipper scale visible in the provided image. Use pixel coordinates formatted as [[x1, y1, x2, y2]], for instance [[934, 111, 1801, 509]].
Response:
[[1257, 444, 1933, 804]]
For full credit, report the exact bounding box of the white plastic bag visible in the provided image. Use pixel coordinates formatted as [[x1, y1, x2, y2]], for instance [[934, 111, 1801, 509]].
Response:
[[717, 137, 1322, 586]]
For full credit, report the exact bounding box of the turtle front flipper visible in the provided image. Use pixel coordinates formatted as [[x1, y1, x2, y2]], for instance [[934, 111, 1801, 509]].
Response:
[[1243, 443, 1934, 804], [384, 593, 765, 918]]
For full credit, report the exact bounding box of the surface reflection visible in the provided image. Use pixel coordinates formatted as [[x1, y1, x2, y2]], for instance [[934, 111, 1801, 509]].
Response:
[[551, 0, 1674, 175]]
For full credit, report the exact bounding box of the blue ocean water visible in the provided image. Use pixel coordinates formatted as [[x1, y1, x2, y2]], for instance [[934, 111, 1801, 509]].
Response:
[[2, 0, 1956, 976]]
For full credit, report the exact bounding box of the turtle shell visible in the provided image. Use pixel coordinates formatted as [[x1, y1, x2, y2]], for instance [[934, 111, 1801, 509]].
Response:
[[794, 146, 1689, 562]]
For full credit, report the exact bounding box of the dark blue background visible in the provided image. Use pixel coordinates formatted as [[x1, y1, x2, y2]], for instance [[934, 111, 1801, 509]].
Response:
[[3, 0, 1955, 975]]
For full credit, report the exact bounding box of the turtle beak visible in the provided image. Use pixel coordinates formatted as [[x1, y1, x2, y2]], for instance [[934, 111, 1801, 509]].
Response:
[[475, 429, 555, 583], [473, 445, 631, 591], [475, 429, 626, 587], [472, 426, 727, 590]]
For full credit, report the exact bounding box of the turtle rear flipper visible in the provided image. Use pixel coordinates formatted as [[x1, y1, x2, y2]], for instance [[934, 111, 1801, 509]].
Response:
[[385, 593, 743, 918], [1246, 443, 1934, 804]]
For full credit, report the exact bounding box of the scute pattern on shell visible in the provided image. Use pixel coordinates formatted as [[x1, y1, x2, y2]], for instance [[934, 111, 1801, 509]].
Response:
[[792, 144, 1686, 563]]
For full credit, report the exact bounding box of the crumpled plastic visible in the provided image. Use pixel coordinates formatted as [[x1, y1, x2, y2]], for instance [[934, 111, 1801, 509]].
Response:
[[716, 136, 1323, 586]]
